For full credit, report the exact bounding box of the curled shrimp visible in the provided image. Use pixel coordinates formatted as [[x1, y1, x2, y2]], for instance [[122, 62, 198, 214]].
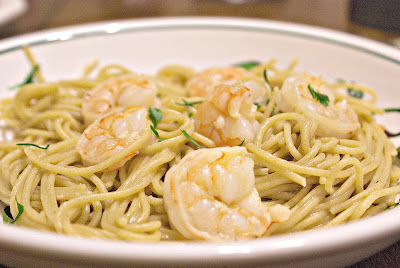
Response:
[[187, 66, 254, 97], [276, 72, 360, 139], [76, 106, 149, 171], [194, 84, 263, 146], [82, 74, 158, 125], [163, 147, 290, 241]]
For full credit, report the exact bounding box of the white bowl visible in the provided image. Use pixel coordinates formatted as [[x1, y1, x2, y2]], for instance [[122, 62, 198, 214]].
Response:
[[0, 17, 399, 268]]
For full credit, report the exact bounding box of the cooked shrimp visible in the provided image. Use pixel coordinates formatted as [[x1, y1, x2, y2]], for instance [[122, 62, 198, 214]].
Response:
[[164, 147, 290, 241], [276, 72, 360, 138], [194, 84, 263, 146], [187, 66, 254, 97], [76, 106, 149, 171], [82, 74, 158, 125]]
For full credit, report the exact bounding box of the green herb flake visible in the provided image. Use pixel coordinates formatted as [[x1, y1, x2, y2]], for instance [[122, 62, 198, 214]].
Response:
[[238, 139, 245, 146], [308, 84, 329, 107], [385, 130, 400, 138], [347, 88, 364, 99], [149, 107, 162, 127], [150, 125, 159, 138], [2, 211, 8, 224], [9, 65, 40, 89], [176, 99, 203, 107], [384, 108, 400, 113], [181, 130, 207, 149], [188, 112, 193, 118], [387, 202, 400, 210], [263, 69, 271, 87], [234, 61, 260, 70], [3, 198, 24, 224], [16, 143, 49, 149], [266, 99, 270, 105], [336, 79, 364, 99], [150, 125, 165, 142], [336, 78, 346, 84], [254, 102, 261, 109], [12, 198, 24, 223], [397, 147, 400, 159]]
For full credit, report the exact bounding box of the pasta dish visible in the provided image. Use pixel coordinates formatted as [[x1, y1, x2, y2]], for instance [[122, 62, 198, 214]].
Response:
[[0, 47, 399, 241]]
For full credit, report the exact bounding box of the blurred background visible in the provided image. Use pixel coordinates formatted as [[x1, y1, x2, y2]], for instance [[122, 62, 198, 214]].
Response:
[[0, 0, 399, 48], [0, 1, 399, 268]]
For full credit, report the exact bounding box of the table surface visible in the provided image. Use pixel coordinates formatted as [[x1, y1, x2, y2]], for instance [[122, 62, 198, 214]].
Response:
[[0, 1, 399, 268]]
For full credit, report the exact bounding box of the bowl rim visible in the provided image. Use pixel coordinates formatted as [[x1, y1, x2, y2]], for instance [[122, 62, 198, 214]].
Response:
[[0, 16, 399, 62], [0, 16, 400, 264]]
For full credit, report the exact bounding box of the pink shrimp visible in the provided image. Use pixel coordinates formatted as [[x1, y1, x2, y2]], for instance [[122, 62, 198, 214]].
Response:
[[76, 106, 149, 171]]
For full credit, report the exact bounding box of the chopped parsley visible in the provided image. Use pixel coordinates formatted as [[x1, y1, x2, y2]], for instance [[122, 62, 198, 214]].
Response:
[[386, 202, 400, 210], [150, 125, 165, 142], [188, 112, 193, 118], [254, 102, 261, 109], [384, 108, 400, 113], [347, 88, 364, 99], [266, 99, 270, 105], [9, 65, 39, 89], [176, 99, 203, 106], [337, 78, 363, 99], [263, 69, 271, 87], [16, 143, 49, 149], [149, 107, 162, 127], [238, 139, 245, 146], [149, 108, 164, 141], [2, 209, 8, 223], [181, 130, 207, 149], [3, 198, 24, 224], [234, 61, 260, 70], [384, 130, 400, 138], [308, 84, 329, 107], [397, 147, 400, 159]]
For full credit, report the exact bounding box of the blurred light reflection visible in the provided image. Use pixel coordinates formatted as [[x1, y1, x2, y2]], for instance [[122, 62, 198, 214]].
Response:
[[104, 23, 121, 34], [217, 239, 305, 255], [45, 31, 73, 41], [217, 245, 251, 254], [275, 239, 305, 249]]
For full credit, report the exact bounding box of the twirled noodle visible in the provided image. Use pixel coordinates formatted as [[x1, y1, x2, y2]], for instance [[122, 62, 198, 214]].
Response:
[[0, 47, 399, 242]]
